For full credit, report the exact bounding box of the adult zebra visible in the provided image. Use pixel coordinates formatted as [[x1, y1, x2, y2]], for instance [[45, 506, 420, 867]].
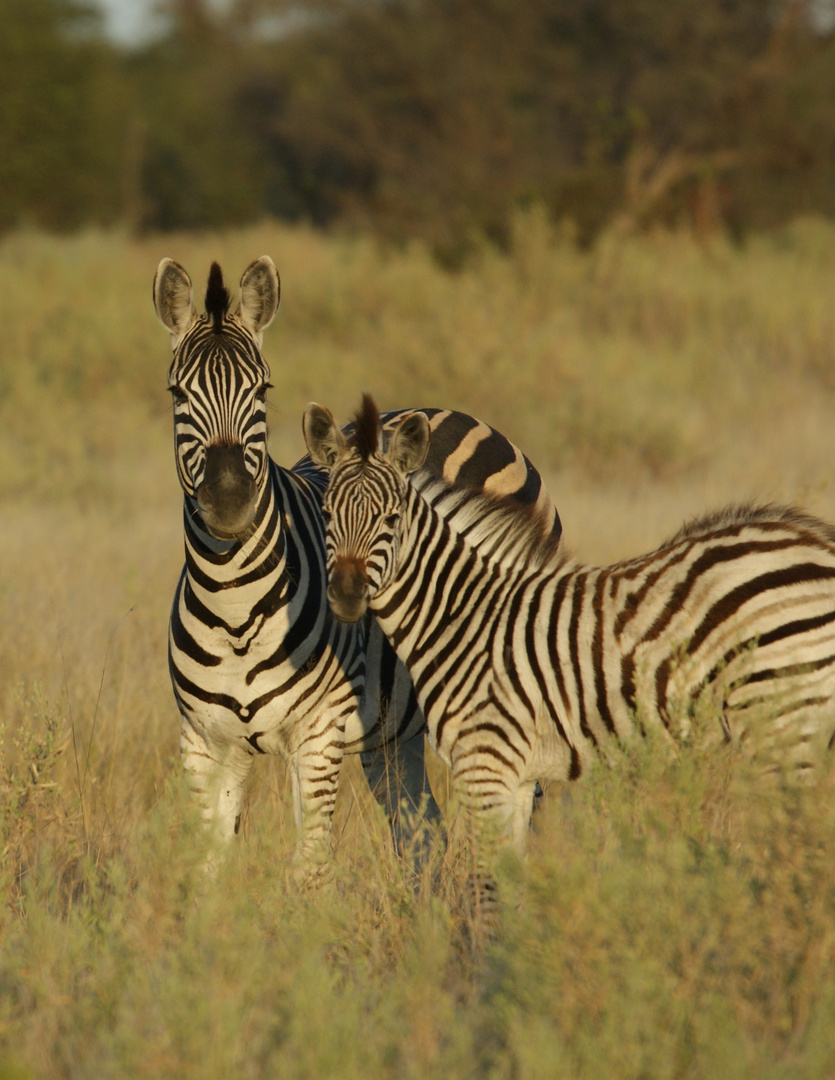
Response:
[[153, 256, 560, 877], [304, 395, 835, 911]]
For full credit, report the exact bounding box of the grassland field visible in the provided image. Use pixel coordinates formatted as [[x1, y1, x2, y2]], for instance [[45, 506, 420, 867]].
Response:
[[2, 213, 835, 1078]]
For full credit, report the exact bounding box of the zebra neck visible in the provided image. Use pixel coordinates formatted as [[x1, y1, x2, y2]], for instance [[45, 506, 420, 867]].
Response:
[[181, 462, 325, 606], [372, 484, 527, 659]]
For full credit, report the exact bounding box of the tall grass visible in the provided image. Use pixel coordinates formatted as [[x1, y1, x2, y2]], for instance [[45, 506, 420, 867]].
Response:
[[1, 216, 835, 1077]]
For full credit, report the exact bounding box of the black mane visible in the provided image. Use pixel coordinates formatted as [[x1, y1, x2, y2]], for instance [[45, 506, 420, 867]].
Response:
[[205, 262, 231, 333], [351, 393, 380, 462]]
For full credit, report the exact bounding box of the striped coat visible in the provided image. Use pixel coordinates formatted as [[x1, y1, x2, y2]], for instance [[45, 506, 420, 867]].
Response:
[[305, 396, 835, 904], [154, 259, 560, 876]]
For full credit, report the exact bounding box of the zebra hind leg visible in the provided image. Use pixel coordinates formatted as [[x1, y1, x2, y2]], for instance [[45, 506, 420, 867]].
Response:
[[359, 629, 444, 876], [361, 734, 443, 881]]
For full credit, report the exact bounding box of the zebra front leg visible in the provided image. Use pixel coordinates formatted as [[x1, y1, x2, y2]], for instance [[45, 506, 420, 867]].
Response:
[[361, 734, 442, 870], [287, 738, 345, 887], [180, 716, 253, 861], [452, 763, 537, 930], [358, 633, 443, 869]]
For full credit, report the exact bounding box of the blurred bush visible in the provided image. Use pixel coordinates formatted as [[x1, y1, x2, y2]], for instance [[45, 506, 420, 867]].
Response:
[[2, 0, 835, 255]]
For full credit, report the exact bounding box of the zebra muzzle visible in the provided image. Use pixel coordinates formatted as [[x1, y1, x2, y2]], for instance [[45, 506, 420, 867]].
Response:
[[327, 560, 370, 622], [196, 443, 259, 538]]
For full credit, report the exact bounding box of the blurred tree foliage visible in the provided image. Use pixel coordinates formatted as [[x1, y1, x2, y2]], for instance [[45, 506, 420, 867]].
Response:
[[0, 0, 129, 231], [2, 0, 834, 254]]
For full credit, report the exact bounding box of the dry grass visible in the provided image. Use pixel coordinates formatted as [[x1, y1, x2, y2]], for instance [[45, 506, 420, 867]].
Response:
[[1, 217, 835, 1077]]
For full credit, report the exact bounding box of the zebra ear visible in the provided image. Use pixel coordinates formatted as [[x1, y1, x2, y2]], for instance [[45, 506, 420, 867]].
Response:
[[303, 403, 348, 469], [388, 412, 430, 475], [238, 256, 280, 346], [154, 258, 199, 350]]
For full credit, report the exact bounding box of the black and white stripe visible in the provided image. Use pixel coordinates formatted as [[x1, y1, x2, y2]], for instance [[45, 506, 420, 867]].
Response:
[[305, 396, 835, 908], [154, 260, 561, 875]]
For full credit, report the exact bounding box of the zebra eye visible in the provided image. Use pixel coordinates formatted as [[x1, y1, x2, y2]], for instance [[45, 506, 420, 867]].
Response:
[[384, 514, 399, 528], [255, 382, 272, 402], [169, 386, 187, 406]]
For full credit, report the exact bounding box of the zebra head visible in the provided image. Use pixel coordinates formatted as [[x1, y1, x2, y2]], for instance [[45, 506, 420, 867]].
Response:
[[303, 395, 430, 622], [154, 256, 280, 539]]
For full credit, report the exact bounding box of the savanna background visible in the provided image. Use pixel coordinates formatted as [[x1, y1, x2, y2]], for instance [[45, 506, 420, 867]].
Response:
[[3, 2, 835, 1077]]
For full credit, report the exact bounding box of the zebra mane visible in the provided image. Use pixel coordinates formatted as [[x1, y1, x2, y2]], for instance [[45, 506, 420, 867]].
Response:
[[665, 501, 835, 547], [411, 491, 835, 578], [413, 473, 564, 572], [205, 262, 231, 333], [350, 393, 380, 462]]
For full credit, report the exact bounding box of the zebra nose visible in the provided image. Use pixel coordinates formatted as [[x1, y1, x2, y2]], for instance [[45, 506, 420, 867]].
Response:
[[197, 443, 258, 538], [328, 562, 369, 622]]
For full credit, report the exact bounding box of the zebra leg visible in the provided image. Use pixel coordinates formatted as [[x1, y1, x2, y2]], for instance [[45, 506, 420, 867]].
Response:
[[180, 716, 253, 851], [453, 766, 537, 927], [361, 733, 442, 866], [509, 780, 538, 852], [286, 737, 345, 886], [359, 626, 443, 864]]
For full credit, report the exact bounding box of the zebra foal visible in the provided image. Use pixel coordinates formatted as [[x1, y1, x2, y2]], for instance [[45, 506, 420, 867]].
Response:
[[154, 258, 560, 879], [304, 394, 835, 910]]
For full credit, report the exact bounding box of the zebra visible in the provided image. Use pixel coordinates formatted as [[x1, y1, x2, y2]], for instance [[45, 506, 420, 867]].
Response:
[[153, 256, 561, 878], [303, 394, 835, 911]]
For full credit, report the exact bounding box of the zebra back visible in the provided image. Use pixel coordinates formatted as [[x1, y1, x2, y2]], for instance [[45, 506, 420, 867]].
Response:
[[293, 406, 560, 542]]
